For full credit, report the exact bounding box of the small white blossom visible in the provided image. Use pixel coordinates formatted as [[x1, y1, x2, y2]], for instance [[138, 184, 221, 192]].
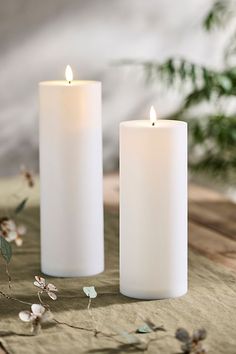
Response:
[[19, 304, 53, 335], [34, 276, 58, 300], [0, 218, 26, 246]]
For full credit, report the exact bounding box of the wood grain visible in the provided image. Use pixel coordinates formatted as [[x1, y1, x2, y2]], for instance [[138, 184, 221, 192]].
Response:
[[189, 201, 236, 241], [189, 221, 236, 271], [103, 174, 236, 272]]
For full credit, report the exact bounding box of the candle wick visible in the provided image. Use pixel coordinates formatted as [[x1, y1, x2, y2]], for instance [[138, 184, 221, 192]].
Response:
[[152, 122, 155, 126], [68, 81, 71, 84]]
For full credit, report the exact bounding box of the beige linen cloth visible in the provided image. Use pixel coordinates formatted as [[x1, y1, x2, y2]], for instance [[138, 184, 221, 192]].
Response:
[[0, 178, 236, 353]]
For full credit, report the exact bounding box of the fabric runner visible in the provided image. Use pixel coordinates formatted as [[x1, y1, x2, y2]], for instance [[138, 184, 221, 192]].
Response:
[[0, 180, 236, 353]]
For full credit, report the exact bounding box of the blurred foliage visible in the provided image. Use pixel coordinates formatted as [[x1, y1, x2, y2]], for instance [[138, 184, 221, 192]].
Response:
[[123, 0, 236, 182], [203, 0, 232, 31]]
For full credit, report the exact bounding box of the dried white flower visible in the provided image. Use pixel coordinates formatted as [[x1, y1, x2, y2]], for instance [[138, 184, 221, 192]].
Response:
[[0, 218, 26, 246], [19, 304, 53, 335], [34, 276, 58, 300]]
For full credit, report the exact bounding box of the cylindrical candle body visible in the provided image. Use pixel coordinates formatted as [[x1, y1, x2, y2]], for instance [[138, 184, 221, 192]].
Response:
[[120, 120, 187, 299], [39, 81, 104, 277]]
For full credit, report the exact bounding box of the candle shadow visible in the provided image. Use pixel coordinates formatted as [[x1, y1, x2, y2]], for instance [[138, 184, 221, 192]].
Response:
[[0, 206, 146, 319], [1, 199, 232, 320]]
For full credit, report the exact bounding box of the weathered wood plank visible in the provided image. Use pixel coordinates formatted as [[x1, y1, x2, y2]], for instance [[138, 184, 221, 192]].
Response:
[[189, 201, 236, 241], [188, 184, 236, 240], [188, 183, 227, 202], [189, 221, 236, 271], [103, 174, 236, 272]]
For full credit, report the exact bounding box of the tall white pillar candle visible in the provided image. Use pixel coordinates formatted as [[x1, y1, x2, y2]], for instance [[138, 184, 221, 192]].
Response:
[[39, 66, 104, 277], [120, 108, 187, 299]]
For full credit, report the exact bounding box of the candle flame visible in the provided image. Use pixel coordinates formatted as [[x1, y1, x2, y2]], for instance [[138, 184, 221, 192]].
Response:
[[150, 106, 157, 125], [65, 65, 73, 83]]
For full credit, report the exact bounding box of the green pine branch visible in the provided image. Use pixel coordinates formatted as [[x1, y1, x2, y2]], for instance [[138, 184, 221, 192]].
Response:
[[203, 0, 233, 31], [224, 29, 236, 62], [122, 58, 236, 106], [119, 0, 236, 181], [188, 114, 236, 179]]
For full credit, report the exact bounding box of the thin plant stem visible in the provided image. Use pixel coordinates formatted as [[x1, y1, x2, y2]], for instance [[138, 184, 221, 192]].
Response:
[[53, 318, 122, 342], [37, 291, 43, 304], [0, 289, 172, 351], [53, 319, 95, 333], [37, 291, 50, 310], [0, 290, 32, 306], [88, 301, 99, 336], [5, 262, 12, 289], [87, 297, 92, 310], [58, 292, 118, 299]]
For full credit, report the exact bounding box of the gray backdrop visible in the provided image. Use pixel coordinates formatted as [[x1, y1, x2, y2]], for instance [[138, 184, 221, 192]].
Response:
[[0, 0, 225, 176]]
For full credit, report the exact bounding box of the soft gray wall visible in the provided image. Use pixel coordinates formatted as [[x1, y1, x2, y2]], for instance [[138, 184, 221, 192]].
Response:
[[0, 0, 225, 176]]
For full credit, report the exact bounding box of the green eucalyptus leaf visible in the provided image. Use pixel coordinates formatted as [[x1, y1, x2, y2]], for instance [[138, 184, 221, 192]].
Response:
[[83, 286, 97, 299], [0, 236, 12, 263], [136, 323, 152, 334], [14, 198, 28, 215], [217, 74, 232, 91]]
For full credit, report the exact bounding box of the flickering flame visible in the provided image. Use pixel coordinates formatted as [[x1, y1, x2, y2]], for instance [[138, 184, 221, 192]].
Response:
[[65, 65, 73, 83], [150, 106, 157, 125]]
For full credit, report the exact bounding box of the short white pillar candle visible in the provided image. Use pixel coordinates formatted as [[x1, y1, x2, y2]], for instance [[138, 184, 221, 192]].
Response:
[[39, 66, 104, 277], [120, 107, 188, 299]]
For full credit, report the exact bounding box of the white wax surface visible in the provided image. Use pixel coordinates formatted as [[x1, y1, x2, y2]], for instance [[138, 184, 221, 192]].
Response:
[[39, 80, 104, 277], [120, 119, 188, 299]]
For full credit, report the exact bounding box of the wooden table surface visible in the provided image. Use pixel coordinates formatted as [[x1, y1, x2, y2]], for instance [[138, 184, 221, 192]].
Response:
[[104, 174, 236, 273]]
